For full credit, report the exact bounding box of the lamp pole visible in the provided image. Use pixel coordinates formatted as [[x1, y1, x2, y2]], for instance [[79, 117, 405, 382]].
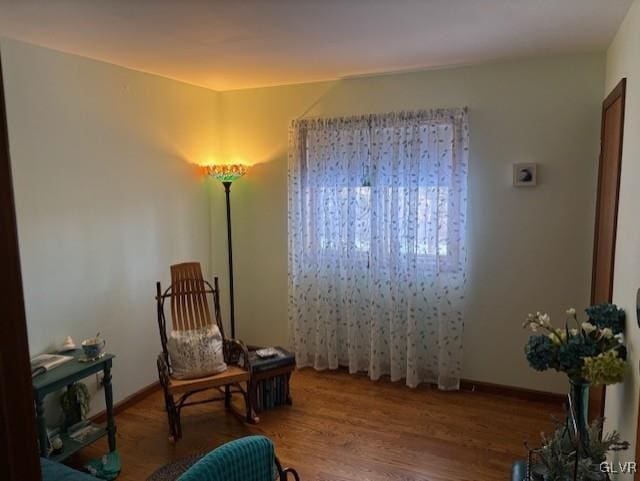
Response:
[[208, 164, 246, 339], [222, 181, 236, 339]]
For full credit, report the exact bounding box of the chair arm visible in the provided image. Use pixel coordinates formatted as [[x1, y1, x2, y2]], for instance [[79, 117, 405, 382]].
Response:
[[281, 467, 300, 481], [275, 458, 300, 481], [224, 338, 251, 370]]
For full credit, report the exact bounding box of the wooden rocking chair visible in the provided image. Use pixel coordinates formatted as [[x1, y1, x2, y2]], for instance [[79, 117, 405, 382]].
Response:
[[156, 262, 258, 442]]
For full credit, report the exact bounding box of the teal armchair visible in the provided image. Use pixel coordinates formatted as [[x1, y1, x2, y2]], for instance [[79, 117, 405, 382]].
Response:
[[177, 436, 300, 481], [41, 458, 101, 481]]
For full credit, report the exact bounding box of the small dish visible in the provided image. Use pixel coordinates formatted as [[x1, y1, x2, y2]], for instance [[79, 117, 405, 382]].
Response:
[[78, 352, 107, 363]]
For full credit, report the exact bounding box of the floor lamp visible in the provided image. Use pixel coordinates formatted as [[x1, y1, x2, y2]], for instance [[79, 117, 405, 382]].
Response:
[[207, 164, 247, 339]]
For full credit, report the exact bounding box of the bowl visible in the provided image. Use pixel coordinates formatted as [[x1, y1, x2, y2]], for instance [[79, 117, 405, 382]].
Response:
[[81, 337, 106, 359]]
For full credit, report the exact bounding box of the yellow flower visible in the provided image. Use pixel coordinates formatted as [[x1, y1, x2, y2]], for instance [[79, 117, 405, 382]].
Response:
[[582, 350, 626, 386]]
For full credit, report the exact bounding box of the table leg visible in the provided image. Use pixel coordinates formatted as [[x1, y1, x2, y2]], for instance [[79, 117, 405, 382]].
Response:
[[35, 394, 48, 457], [103, 364, 116, 452]]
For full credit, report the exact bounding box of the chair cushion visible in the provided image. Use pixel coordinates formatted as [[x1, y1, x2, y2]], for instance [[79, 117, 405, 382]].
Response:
[[177, 436, 275, 481], [167, 325, 227, 379], [168, 365, 250, 394]]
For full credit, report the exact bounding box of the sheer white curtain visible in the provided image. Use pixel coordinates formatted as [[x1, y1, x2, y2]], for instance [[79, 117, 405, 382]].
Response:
[[288, 109, 469, 389]]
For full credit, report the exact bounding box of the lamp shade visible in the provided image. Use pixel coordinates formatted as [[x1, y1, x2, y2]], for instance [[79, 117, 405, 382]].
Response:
[[206, 164, 247, 182]]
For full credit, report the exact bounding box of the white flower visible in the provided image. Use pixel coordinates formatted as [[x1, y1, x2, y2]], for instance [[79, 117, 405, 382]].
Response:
[[524, 313, 535, 328], [566, 307, 576, 316], [614, 332, 625, 343], [548, 329, 566, 345], [569, 328, 578, 336], [601, 328, 613, 339], [539, 313, 551, 326], [530, 323, 538, 332], [581, 322, 597, 334]]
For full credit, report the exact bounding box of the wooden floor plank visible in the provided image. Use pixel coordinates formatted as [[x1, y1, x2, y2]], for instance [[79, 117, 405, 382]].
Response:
[[72, 368, 564, 480]]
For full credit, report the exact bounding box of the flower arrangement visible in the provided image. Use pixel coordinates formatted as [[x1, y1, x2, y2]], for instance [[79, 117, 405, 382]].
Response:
[[523, 304, 626, 385], [534, 418, 628, 481]]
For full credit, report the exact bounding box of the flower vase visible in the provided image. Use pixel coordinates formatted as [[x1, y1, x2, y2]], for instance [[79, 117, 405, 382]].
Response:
[[569, 379, 590, 443]]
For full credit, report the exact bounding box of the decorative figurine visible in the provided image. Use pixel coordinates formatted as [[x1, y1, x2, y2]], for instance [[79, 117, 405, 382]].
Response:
[[60, 336, 76, 352]]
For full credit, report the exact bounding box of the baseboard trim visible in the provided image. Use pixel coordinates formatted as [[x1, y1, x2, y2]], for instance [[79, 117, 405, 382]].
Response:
[[91, 381, 160, 423], [459, 378, 565, 404], [88, 377, 563, 422]]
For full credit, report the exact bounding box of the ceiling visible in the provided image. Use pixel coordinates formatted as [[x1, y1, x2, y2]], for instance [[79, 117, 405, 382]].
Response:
[[0, 0, 632, 91]]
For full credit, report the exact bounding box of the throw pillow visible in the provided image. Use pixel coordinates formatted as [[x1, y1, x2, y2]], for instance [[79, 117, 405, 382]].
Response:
[[167, 325, 227, 379]]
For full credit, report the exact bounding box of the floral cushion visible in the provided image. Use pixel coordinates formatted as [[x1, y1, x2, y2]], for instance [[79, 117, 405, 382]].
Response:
[[167, 325, 227, 379]]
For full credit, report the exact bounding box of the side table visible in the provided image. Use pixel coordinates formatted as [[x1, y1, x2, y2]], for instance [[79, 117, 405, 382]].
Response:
[[248, 347, 295, 413], [32, 349, 116, 461]]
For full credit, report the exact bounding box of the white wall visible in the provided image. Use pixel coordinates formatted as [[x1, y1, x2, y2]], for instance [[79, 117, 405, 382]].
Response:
[[215, 54, 605, 394], [603, 0, 640, 477], [1, 38, 219, 416]]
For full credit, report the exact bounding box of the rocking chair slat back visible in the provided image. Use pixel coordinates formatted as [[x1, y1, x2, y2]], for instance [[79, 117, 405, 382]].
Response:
[[170, 262, 212, 331]]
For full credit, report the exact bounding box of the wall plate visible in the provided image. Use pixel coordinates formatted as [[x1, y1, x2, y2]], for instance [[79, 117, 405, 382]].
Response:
[[513, 162, 537, 187]]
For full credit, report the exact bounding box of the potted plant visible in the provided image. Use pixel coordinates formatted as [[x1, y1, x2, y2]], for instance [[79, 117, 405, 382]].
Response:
[[523, 304, 626, 440], [60, 382, 91, 429]]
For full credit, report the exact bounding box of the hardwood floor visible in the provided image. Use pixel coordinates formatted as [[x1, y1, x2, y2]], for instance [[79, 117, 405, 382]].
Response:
[[74, 368, 564, 480]]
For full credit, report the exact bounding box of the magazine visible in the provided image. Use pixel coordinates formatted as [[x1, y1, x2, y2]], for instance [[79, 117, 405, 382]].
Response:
[[30, 353, 73, 377]]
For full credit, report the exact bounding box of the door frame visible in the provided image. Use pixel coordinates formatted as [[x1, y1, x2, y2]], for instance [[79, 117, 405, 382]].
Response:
[[588, 78, 626, 422], [590, 78, 626, 304], [0, 50, 43, 480]]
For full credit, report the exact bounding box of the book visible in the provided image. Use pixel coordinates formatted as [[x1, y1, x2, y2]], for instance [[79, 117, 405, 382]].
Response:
[[254, 374, 289, 412], [30, 353, 73, 377]]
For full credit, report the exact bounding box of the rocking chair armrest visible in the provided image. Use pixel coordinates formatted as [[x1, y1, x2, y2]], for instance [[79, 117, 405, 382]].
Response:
[[224, 338, 251, 370]]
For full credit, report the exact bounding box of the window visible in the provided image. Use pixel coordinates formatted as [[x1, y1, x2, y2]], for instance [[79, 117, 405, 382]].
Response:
[[314, 185, 449, 258]]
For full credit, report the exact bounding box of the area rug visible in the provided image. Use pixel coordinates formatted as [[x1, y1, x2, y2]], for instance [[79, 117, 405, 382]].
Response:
[[147, 453, 205, 481]]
